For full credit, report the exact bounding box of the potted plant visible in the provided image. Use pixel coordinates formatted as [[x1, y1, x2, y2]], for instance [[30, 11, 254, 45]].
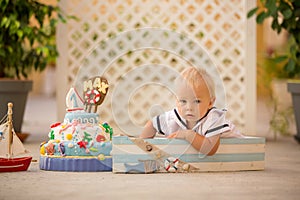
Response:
[[257, 53, 295, 140], [248, 0, 300, 143], [0, 0, 68, 136]]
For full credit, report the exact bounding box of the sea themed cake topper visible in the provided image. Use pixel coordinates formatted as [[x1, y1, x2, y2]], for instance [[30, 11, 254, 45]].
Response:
[[66, 87, 84, 111], [65, 76, 109, 113], [83, 76, 109, 113]]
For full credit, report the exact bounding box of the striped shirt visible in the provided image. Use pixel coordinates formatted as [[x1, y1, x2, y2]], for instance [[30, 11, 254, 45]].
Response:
[[152, 107, 243, 138]]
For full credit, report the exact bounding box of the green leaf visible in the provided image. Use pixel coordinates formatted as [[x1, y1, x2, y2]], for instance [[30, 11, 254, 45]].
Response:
[[16, 30, 23, 38], [14, 20, 20, 28], [247, 7, 258, 18], [0, 49, 5, 57], [272, 55, 288, 63], [58, 13, 67, 23], [42, 47, 49, 57], [0, 0, 9, 12], [1, 16, 8, 27], [290, 44, 297, 59], [271, 18, 280, 32], [36, 47, 42, 55], [7, 46, 13, 53], [282, 8, 293, 19], [285, 58, 296, 72], [266, 0, 277, 15], [256, 12, 268, 24]]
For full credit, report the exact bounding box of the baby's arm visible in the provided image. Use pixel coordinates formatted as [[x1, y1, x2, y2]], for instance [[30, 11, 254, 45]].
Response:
[[168, 130, 220, 155], [140, 120, 157, 138]]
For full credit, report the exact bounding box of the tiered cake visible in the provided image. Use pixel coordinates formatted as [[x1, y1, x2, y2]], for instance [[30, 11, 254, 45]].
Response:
[[40, 77, 113, 172]]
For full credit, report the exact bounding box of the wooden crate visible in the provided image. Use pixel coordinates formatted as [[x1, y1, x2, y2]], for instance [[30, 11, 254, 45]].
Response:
[[112, 136, 265, 173]]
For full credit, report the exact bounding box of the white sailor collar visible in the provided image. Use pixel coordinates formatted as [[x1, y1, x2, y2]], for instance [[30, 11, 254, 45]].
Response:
[[173, 107, 217, 131]]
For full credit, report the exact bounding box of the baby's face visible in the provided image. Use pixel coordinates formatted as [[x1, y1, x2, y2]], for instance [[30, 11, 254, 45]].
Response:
[[176, 79, 214, 125]]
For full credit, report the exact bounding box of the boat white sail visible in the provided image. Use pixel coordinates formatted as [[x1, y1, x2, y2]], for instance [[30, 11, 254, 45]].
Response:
[[0, 103, 32, 172], [0, 108, 28, 158]]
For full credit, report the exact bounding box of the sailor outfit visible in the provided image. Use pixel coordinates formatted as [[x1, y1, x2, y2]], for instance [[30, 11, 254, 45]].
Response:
[[152, 107, 243, 138]]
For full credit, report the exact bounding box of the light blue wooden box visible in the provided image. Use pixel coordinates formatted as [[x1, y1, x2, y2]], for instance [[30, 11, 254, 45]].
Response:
[[112, 136, 265, 173]]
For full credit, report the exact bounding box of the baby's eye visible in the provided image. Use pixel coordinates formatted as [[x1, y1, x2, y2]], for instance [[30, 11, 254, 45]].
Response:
[[194, 99, 201, 104], [179, 99, 187, 104]]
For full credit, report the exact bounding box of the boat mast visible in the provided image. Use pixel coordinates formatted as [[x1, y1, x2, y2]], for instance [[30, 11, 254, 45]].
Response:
[[7, 103, 13, 158]]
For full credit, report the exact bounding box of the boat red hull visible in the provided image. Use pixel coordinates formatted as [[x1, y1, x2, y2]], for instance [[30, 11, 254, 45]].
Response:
[[0, 157, 32, 172]]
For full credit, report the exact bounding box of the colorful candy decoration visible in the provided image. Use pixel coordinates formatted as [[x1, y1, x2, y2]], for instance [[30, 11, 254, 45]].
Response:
[[40, 143, 46, 155], [83, 132, 92, 143], [68, 143, 74, 148], [96, 134, 106, 142], [164, 157, 179, 173], [45, 142, 55, 155], [83, 76, 109, 113], [85, 89, 101, 104], [49, 130, 55, 140], [50, 122, 61, 128], [58, 143, 65, 156], [77, 141, 88, 149], [98, 154, 105, 161], [66, 133, 73, 140], [89, 147, 98, 152], [101, 122, 113, 140]]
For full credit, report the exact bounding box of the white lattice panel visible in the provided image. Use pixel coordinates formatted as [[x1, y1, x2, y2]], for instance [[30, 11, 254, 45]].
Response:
[[57, 0, 256, 135]]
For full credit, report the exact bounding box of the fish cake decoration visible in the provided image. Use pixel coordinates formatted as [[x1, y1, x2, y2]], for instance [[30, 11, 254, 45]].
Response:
[[83, 76, 109, 113]]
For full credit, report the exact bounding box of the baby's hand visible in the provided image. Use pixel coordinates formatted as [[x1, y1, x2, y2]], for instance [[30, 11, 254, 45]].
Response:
[[167, 130, 186, 139], [167, 132, 177, 138]]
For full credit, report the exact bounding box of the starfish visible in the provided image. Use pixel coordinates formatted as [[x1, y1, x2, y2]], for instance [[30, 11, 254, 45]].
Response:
[[45, 142, 55, 155], [77, 141, 88, 149]]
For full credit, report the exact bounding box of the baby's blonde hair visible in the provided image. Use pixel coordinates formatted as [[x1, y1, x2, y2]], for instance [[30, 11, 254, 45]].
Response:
[[176, 67, 215, 99]]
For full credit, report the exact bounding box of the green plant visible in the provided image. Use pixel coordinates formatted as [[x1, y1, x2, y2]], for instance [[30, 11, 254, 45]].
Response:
[[248, 0, 300, 78], [257, 50, 288, 97], [0, 0, 70, 79]]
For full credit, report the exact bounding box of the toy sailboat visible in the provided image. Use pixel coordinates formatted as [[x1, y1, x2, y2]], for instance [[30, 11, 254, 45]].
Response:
[[0, 103, 32, 172]]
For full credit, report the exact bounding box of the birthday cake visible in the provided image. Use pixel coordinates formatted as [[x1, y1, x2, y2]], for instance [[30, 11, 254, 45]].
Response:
[[39, 77, 113, 172]]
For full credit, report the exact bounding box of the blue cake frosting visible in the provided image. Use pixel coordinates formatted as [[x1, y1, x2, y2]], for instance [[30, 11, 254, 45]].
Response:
[[42, 140, 112, 157], [64, 110, 99, 124]]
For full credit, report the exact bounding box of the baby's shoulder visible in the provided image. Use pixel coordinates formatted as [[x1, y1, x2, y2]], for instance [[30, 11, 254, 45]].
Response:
[[208, 108, 227, 118], [154, 109, 176, 120]]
